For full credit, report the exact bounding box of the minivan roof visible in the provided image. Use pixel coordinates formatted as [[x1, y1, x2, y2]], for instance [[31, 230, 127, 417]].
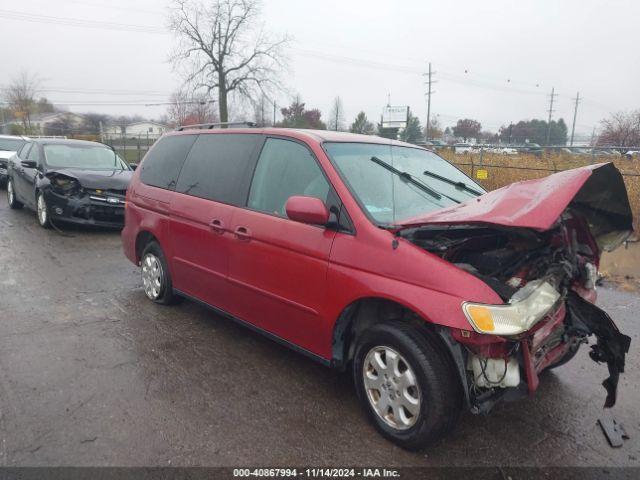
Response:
[[169, 127, 423, 149]]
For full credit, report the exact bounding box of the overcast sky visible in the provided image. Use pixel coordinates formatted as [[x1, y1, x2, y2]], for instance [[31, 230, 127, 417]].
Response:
[[1, 0, 638, 138]]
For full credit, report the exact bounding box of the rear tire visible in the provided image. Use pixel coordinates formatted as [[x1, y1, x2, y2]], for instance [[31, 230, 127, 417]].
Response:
[[7, 178, 23, 209], [352, 321, 463, 450], [141, 241, 178, 305]]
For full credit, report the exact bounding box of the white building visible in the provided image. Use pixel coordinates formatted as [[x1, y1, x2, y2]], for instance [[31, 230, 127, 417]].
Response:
[[104, 121, 168, 140]]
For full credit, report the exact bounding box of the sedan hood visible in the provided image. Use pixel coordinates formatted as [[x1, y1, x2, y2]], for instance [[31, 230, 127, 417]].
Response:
[[0, 151, 16, 160], [398, 163, 633, 250], [46, 168, 133, 190]]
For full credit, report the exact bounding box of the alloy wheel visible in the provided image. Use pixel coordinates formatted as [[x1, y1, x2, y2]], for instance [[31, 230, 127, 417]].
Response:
[[7, 180, 14, 205], [362, 346, 421, 430], [37, 194, 48, 226], [141, 253, 163, 300]]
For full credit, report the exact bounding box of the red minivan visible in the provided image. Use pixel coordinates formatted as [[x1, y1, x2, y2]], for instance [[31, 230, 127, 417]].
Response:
[[122, 125, 632, 449]]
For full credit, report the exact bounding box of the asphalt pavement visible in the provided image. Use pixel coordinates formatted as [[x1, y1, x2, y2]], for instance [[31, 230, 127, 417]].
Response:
[[0, 190, 638, 467]]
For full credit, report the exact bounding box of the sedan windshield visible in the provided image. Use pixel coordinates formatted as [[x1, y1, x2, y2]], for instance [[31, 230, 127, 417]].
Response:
[[0, 138, 26, 152], [43, 144, 128, 170], [324, 142, 485, 225]]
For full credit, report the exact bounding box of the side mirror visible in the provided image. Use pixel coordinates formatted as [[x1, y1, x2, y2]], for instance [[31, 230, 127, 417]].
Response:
[[21, 160, 37, 169], [129, 163, 138, 171], [285, 195, 330, 226]]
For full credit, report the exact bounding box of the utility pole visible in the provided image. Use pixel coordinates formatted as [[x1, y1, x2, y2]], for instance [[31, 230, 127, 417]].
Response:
[[423, 62, 436, 140], [570, 91, 580, 146], [273, 100, 276, 125], [545, 87, 558, 145]]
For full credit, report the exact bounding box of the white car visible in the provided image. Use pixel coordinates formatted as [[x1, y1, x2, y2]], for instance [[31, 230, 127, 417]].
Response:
[[454, 143, 475, 154], [486, 146, 518, 155], [625, 150, 639, 159], [0, 135, 29, 185]]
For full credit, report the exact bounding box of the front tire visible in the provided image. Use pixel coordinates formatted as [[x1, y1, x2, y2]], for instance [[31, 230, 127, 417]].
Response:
[[7, 178, 23, 209], [141, 241, 177, 305], [36, 192, 51, 229], [353, 321, 462, 450]]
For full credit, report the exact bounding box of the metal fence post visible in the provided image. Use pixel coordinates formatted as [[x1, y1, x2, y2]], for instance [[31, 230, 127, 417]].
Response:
[[470, 154, 475, 179]]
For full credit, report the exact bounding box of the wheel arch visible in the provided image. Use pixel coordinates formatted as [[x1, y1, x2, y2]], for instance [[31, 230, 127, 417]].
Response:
[[331, 296, 470, 406], [135, 230, 161, 264]]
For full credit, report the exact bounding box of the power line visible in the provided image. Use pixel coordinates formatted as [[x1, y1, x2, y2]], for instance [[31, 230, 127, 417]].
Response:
[[0, 8, 165, 33]]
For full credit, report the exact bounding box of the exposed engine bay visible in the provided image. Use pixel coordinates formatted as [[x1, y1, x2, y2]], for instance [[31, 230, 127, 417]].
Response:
[[401, 214, 599, 302], [400, 205, 632, 412]]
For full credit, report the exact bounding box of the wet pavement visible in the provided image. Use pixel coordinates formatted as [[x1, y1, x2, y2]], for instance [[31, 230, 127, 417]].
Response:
[[0, 190, 638, 467]]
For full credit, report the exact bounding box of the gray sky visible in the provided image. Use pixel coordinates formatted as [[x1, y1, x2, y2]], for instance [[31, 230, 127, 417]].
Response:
[[1, 0, 638, 138]]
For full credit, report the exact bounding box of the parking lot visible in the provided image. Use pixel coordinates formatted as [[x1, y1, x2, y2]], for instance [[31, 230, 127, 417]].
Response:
[[0, 190, 638, 468]]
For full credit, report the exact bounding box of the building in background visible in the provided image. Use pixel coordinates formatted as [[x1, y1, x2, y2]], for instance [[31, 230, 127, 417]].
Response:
[[103, 121, 168, 141]]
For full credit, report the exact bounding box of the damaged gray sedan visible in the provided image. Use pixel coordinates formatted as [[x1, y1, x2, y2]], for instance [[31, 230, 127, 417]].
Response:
[[6, 138, 132, 229]]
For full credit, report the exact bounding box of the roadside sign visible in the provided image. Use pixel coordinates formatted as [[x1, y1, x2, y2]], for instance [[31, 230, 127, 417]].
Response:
[[382, 106, 409, 129], [476, 169, 488, 179]]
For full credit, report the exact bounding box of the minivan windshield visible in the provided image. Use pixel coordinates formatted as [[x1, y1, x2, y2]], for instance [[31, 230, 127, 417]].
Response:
[[324, 142, 485, 225], [43, 144, 128, 170]]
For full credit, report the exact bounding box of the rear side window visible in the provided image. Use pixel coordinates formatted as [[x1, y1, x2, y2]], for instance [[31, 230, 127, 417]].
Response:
[[175, 134, 261, 205], [248, 138, 330, 217], [140, 135, 197, 190]]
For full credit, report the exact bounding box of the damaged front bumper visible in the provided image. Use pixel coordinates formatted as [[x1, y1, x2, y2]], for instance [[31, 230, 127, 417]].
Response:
[[43, 188, 126, 228], [450, 289, 630, 414]]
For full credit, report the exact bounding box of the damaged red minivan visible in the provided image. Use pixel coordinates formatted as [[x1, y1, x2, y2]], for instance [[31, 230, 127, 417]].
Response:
[[122, 126, 632, 449]]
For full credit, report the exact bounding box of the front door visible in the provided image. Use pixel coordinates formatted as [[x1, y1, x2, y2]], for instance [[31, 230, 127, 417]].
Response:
[[226, 138, 337, 356], [15, 143, 40, 208]]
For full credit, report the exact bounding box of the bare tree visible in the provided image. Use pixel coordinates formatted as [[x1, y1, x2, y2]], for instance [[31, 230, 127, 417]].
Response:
[[166, 89, 192, 126], [166, 89, 217, 126], [328, 96, 345, 131], [189, 93, 218, 124], [169, 0, 288, 123], [252, 94, 273, 126], [598, 110, 640, 148], [424, 116, 442, 139], [2, 71, 40, 130]]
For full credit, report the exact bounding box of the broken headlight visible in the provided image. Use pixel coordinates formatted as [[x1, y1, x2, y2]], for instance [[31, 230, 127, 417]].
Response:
[[50, 177, 80, 195], [462, 280, 561, 336]]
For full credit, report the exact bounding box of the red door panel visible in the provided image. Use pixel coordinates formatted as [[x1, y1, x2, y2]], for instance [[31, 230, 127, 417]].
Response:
[[226, 208, 336, 355], [169, 192, 235, 311]]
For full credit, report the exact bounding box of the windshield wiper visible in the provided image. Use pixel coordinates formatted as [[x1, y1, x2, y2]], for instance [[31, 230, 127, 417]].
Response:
[[370, 156, 442, 201], [423, 169, 482, 196]]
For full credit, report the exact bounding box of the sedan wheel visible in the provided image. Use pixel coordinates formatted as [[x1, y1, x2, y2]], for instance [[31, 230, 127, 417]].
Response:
[[363, 346, 421, 430], [36, 192, 51, 228], [7, 179, 23, 209], [141, 253, 163, 300]]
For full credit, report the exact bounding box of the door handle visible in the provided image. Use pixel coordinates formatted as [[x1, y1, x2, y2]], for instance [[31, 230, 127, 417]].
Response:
[[234, 226, 252, 241], [209, 218, 225, 234]]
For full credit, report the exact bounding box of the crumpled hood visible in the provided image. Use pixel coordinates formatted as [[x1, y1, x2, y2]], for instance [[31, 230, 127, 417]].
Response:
[[46, 168, 133, 190], [398, 162, 633, 249]]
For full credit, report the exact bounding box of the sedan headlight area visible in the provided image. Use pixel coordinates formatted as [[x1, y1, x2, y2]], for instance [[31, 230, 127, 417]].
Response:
[[462, 280, 561, 335], [50, 176, 80, 195]]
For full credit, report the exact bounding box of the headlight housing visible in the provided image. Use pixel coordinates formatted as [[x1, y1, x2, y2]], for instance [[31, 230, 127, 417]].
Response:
[[50, 176, 80, 195], [462, 279, 561, 336]]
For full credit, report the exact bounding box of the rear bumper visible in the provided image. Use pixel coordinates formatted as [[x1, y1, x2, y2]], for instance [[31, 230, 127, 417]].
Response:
[[44, 189, 125, 229]]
